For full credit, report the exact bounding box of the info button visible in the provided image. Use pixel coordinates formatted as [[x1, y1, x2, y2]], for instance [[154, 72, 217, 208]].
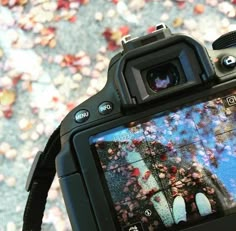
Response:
[[75, 109, 90, 123], [98, 102, 113, 115]]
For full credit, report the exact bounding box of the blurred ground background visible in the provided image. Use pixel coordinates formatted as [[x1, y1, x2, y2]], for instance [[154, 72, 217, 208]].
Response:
[[0, 0, 235, 230]]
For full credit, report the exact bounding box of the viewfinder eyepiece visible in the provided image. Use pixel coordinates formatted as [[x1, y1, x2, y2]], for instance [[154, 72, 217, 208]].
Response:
[[146, 63, 181, 93]]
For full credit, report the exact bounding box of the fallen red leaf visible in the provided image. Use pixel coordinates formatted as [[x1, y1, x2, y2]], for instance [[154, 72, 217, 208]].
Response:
[[77, 0, 89, 4], [147, 26, 156, 33], [170, 166, 177, 174], [3, 108, 13, 119], [131, 168, 140, 177], [142, 170, 151, 180], [145, 188, 158, 198], [107, 41, 119, 51], [119, 26, 130, 36], [102, 28, 113, 40], [160, 153, 167, 161], [57, 0, 70, 9], [132, 139, 142, 146], [69, 15, 77, 23], [52, 96, 59, 103], [67, 102, 76, 111]]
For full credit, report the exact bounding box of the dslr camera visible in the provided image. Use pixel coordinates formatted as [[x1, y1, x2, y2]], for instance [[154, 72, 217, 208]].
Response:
[[23, 24, 236, 231]]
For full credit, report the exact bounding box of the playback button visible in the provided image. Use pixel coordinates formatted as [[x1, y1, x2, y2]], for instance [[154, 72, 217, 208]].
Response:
[[75, 109, 90, 123], [98, 102, 113, 115]]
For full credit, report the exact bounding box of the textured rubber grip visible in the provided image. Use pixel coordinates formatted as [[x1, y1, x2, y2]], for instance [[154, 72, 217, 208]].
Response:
[[212, 31, 236, 50]]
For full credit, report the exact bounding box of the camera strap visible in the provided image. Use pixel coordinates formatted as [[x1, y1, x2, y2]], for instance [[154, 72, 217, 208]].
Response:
[[23, 125, 61, 231]]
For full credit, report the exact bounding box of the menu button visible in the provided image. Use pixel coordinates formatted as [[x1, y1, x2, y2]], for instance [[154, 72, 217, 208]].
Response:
[[75, 109, 90, 123]]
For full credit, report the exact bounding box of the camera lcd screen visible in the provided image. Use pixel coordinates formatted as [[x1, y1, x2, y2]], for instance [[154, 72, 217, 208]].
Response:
[[90, 89, 236, 231]]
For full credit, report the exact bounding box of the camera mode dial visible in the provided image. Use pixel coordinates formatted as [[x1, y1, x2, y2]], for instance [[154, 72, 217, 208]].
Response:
[[212, 31, 236, 50]]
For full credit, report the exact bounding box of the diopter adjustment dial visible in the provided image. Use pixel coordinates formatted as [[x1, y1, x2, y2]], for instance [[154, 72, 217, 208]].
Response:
[[212, 30, 236, 50]]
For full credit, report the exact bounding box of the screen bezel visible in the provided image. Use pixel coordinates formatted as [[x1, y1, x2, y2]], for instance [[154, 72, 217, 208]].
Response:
[[72, 80, 236, 231]]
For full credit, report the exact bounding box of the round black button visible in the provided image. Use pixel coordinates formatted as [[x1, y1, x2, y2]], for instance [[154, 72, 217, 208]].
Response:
[[75, 109, 90, 123], [98, 102, 113, 115], [222, 55, 236, 68]]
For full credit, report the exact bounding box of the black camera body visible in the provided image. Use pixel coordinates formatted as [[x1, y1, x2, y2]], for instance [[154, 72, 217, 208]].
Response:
[[24, 24, 236, 231]]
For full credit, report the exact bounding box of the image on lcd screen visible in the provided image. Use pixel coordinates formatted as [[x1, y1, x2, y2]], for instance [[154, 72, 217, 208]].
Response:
[[90, 89, 236, 231]]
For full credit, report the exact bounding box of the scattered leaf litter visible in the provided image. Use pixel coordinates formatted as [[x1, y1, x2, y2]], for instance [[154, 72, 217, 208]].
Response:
[[1, 0, 236, 230]]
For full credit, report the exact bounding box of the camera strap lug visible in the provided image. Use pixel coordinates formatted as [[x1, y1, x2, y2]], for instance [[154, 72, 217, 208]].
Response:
[[23, 126, 61, 231], [25, 151, 43, 192]]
